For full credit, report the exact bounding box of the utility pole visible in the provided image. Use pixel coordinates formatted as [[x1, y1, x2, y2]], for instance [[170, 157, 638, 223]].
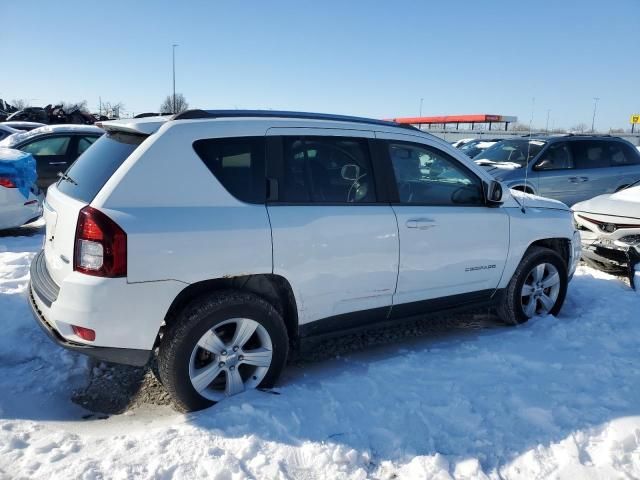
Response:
[[545, 109, 550, 133], [418, 97, 424, 131], [591, 97, 600, 133], [172, 44, 179, 113]]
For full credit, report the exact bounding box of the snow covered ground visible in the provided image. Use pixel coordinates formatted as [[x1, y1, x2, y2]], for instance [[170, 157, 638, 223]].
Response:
[[1, 224, 640, 479]]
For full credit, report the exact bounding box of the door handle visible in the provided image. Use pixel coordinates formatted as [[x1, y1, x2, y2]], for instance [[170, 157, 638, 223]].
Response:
[[48, 161, 67, 165], [406, 218, 437, 229]]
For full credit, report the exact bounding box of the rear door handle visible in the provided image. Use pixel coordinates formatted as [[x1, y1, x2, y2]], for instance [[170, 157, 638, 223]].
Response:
[[48, 161, 67, 165], [406, 218, 437, 229]]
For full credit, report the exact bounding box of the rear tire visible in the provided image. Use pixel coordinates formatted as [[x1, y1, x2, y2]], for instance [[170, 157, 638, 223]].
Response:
[[158, 290, 289, 412], [497, 247, 568, 325]]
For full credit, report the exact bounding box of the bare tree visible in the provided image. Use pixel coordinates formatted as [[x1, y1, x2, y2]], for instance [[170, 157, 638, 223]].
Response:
[[160, 93, 189, 114], [10, 99, 31, 110], [570, 123, 588, 133], [100, 101, 125, 119]]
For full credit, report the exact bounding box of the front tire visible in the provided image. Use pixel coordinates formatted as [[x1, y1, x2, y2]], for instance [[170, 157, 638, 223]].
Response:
[[497, 246, 568, 325], [158, 290, 289, 412]]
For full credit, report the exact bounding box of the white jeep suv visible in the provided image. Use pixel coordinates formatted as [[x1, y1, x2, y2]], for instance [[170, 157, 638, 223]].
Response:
[[29, 110, 581, 411]]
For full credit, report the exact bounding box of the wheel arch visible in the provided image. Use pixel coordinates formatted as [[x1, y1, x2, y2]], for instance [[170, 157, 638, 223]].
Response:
[[526, 237, 571, 268], [160, 274, 299, 348]]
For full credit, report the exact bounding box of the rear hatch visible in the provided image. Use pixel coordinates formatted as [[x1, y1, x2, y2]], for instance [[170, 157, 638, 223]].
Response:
[[43, 130, 149, 286]]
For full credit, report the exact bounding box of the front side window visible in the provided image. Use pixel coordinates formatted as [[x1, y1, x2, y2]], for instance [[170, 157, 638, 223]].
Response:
[[571, 141, 610, 168], [280, 136, 376, 203], [535, 142, 574, 170], [389, 142, 483, 205], [21, 136, 71, 156], [193, 137, 266, 204]]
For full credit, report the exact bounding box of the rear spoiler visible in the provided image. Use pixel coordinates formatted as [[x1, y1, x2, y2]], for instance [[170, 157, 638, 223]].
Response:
[[96, 116, 170, 136]]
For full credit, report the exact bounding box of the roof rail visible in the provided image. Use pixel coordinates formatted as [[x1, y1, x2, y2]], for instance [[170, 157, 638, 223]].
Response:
[[171, 109, 421, 131], [563, 133, 613, 137]]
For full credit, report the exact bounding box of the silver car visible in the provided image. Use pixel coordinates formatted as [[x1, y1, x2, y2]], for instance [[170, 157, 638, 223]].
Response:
[[474, 135, 640, 206]]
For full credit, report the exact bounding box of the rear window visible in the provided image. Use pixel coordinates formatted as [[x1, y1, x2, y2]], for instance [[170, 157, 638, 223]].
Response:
[[192, 137, 266, 204], [56, 131, 145, 202]]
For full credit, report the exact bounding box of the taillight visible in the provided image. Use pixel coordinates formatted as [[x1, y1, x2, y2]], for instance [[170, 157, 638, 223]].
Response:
[[72, 325, 96, 341], [0, 177, 16, 188], [74, 206, 127, 277]]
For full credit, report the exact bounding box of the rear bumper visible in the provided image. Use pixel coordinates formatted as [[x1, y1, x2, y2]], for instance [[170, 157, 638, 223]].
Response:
[[28, 249, 164, 367], [28, 284, 152, 366]]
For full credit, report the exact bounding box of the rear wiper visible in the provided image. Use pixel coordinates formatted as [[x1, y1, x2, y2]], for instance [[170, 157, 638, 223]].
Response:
[[57, 171, 78, 185]]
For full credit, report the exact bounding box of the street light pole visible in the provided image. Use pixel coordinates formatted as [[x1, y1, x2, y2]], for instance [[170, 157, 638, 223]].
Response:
[[172, 44, 178, 113], [418, 97, 424, 131], [545, 109, 551, 133], [591, 97, 600, 133]]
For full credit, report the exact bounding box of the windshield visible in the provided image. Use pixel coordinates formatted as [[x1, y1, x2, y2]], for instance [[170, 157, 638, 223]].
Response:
[[474, 139, 546, 166], [459, 141, 497, 158], [56, 131, 146, 202]]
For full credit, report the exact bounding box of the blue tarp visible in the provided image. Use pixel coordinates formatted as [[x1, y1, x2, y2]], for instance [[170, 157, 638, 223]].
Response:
[[0, 148, 37, 198]]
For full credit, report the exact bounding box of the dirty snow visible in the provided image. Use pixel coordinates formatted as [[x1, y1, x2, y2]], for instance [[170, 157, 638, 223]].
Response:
[[1, 225, 640, 479]]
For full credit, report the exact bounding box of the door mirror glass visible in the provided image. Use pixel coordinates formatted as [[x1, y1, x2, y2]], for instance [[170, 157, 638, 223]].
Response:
[[485, 180, 503, 204]]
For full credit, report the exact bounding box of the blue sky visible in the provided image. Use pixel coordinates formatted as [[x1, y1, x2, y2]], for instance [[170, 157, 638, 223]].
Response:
[[2, 0, 638, 130]]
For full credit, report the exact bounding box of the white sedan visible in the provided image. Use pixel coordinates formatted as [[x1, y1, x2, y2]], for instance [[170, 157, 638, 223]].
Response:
[[0, 148, 43, 230], [0, 124, 19, 142], [573, 182, 640, 288]]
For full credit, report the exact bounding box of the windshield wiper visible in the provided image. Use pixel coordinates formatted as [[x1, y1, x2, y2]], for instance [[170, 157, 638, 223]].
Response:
[[57, 171, 78, 185]]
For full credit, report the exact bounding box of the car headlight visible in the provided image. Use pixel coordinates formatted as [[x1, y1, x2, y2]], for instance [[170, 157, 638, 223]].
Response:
[[617, 235, 640, 246]]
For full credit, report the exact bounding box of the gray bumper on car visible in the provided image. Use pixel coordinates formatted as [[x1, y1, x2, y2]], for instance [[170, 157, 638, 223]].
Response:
[[28, 250, 152, 367]]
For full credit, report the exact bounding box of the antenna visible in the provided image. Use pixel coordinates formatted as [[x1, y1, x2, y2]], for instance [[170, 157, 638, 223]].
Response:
[[522, 97, 535, 213]]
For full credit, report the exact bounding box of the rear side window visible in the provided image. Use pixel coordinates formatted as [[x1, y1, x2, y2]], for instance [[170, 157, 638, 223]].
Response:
[[609, 142, 640, 166], [192, 137, 266, 204], [280, 136, 376, 203], [571, 141, 610, 168], [57, 131, 142, 202]]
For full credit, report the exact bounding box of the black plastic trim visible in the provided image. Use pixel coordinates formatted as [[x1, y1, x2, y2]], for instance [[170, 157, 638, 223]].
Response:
[[28, 284, 151, 367], [299, 289, 503, 340], [173, 109, 421, 131], [30, 250, 59, 308]]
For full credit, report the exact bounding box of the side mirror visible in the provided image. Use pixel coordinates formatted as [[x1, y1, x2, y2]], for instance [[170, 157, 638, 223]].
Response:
[[341, 164, 360, 182], [484, 180, 503, 205], [533, 158, 551, 170]]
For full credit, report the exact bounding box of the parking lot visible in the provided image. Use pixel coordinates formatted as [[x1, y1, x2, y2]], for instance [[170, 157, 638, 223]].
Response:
[[4, 1, 640, 479]]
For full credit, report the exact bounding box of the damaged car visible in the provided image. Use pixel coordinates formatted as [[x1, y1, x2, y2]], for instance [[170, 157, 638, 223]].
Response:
[[573, 182, 640, 288]]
